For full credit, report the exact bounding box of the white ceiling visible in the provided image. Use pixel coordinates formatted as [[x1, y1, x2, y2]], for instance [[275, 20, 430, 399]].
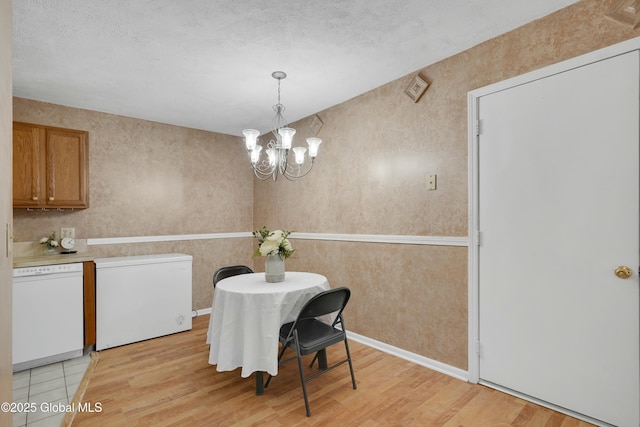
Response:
[[12, 0, 579, 137]]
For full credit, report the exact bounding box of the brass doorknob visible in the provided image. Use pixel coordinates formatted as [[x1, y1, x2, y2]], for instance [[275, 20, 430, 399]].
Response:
[[615, 266, 632, 279]]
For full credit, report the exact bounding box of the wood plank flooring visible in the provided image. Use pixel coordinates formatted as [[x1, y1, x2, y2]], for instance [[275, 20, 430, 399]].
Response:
[[69, 315, 594, 426]]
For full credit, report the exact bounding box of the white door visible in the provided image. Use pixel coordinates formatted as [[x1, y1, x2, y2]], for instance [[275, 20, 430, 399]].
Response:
[[476, 50, 639, 427]]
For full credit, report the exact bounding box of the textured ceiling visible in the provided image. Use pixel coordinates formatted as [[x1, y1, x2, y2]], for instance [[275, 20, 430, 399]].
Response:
[[12, 0, 579, 136]]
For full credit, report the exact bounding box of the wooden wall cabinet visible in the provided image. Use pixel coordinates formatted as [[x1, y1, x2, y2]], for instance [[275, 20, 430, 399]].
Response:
[[13, 122, 89, 209]]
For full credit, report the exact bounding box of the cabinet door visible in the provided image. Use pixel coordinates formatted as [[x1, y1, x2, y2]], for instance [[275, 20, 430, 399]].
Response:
[[12, 123, 45, 207], [46, 128, 89, 208]]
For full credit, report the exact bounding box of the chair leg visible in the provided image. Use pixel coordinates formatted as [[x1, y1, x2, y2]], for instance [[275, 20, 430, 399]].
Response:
[[344, 337, 357, 390], [294, 332, 312, 417], [309, 352, 318, 368], [308, 351, 328, 369]]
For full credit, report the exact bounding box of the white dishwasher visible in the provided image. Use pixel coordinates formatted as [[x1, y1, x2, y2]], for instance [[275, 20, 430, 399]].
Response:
[[12, 263, 84, 372]]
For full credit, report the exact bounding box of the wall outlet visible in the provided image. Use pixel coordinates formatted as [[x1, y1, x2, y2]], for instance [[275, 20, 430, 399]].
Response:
[[427, 174, 437, 190], [61, 227, 75, 239]]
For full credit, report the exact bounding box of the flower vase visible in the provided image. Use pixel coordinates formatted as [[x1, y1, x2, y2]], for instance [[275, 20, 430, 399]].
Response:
[[265, 254, 285, 283], [43, 247, 57, 255]]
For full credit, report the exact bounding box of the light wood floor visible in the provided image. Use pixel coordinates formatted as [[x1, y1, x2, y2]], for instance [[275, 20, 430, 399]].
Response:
[[69, 315, 594, 426]]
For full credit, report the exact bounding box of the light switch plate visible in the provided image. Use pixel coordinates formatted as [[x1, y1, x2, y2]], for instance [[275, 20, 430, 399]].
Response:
[[427, 174, 437, 190], [61, 227, 75, 239]]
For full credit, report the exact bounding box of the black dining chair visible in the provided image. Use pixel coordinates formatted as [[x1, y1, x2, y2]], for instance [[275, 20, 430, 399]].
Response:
[[212, 265, 253, 287], [264, 287, 357, 417]]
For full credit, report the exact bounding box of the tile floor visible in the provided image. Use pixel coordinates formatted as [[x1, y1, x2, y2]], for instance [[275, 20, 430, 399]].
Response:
[[12, 355, 91, 427]]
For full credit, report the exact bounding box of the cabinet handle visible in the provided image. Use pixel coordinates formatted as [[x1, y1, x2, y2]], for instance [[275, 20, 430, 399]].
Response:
[[32, 196, 38, 201], [48, 197, 54, 201]]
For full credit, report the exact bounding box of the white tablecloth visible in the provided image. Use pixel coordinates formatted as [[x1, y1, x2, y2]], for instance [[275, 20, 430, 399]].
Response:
[[207, 271, 330, 377]]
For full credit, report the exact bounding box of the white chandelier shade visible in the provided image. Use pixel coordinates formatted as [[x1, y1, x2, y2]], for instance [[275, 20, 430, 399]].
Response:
[[242, 71, 322, 181]]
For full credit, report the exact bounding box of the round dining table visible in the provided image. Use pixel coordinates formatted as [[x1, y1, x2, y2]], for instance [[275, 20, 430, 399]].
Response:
[[206, 271, 330, 394]]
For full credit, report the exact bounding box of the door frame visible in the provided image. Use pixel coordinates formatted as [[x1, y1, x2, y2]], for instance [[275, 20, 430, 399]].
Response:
[[467, 36, 640, 385]]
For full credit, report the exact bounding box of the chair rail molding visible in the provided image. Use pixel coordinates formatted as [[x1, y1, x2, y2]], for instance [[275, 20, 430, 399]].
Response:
[[87, 232, 251, 245], [88, 232, 469, 247], [291, 232, 468, 247]]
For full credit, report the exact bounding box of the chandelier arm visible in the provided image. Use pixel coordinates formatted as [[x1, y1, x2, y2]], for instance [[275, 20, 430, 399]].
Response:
[[250, 150, 315, 181], [254, 169, 277, 180], [282, 159, 315, 181], [252, 160, 278, 180], [278, 148, 290, 176], [253, 168, 277, 181]]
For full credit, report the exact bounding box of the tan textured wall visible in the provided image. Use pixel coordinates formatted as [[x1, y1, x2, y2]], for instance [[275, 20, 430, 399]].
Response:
[[10, 0, 640, 372], [1, 0, 13, 421], [254, 0, 640, 370], [12, 99, 255, 310]]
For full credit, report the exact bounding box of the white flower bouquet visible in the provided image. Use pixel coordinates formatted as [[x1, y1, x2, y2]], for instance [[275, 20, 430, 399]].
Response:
[[39, 231, 59, 249], [252, 226, 294, 259]]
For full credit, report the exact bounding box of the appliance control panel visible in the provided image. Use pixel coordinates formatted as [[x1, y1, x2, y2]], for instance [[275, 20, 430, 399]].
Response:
[[13, 262, 84, 278]]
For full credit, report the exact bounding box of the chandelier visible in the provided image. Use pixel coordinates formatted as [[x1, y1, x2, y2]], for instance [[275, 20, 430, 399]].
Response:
[[242, 71, 322, 181]]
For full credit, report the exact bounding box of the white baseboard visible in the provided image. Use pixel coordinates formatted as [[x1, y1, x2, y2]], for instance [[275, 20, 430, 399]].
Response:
[[479, 380, 612, 427], [195, 306, 468, 382], [194, 307, 211, 317], [346, 330, 468, 382]]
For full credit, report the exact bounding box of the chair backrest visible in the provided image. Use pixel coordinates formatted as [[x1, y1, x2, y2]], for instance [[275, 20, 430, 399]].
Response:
[[213, 265, 253, 287], [296, 287, 351, 324]]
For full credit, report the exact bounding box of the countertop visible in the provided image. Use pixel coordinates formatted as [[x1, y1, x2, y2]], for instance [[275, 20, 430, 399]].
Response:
[[13, 254, 95, 268]]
